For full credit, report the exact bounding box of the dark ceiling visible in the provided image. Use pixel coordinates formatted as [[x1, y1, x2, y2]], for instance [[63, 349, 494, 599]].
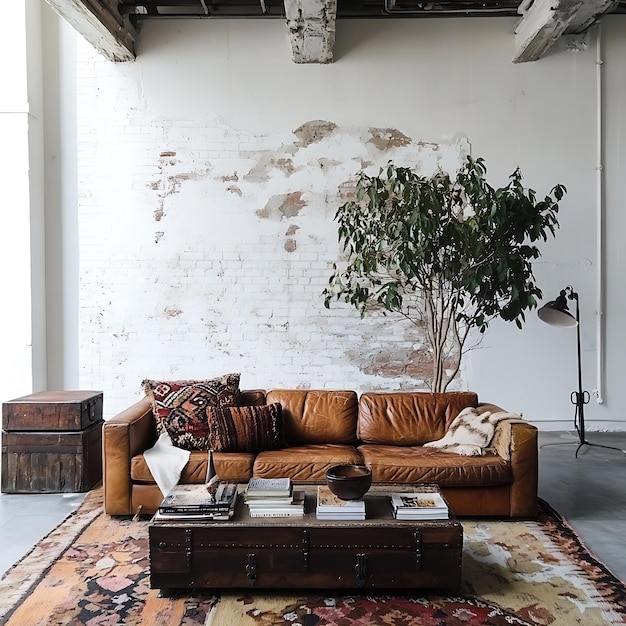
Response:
[[119, 0, 626, 22], [45, 0, 626, 64]]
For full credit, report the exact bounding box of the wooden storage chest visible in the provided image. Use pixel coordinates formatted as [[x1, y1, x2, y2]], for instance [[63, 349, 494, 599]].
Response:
[[1, 390, 103, 493], [2, 390, 103, 431], [149, 485, 462, 591]]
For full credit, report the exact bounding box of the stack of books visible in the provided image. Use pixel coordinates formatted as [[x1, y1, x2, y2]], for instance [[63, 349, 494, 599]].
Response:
[[316, 485, 365, 520], [155, 482, 238, 520], [390, 491, 449, 520], [244, 477, 305, 518]]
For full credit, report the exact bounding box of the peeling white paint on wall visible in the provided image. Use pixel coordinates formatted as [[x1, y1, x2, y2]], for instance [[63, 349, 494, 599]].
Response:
[[77, 44, 470, 417], [68, 17, 626, 431]]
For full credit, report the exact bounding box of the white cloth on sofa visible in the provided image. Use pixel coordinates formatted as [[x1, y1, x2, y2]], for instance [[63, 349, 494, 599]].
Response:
[[143, 432, 190, 496], [423, 407, 522, 456]]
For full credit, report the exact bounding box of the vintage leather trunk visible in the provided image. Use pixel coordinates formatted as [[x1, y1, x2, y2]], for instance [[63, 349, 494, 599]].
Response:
[[149, 488, 462, 591], [2, 390, 103, 431], [150, 523, 462, 590], [1, 421, 103, 493]]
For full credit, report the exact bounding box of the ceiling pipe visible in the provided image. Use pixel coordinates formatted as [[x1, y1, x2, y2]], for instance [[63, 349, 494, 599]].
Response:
[[382, 1, 515, 15]]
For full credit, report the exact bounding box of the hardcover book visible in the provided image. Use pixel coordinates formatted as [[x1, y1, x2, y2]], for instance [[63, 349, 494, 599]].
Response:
[[247, 490, 305, 517], [316, 485, 365, 511], [155, 492, 238, 520], [316, 513, 365, 520], [390, 491, 449, 519], [316, 485, 365, 519], [390, 492, 448, 511], [245, 477, 292, 497], [159, 483, 236, 513]]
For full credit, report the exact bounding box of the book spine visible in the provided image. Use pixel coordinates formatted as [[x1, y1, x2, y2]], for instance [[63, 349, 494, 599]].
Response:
[[159, 506, 231, 514], [249, 512, 303, 517], [157, 514, 232, 521], [316, 507, 364, 512]]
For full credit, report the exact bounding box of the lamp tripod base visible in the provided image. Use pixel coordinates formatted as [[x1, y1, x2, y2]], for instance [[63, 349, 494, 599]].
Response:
[[540, 438, 626, 458], [540, 386, 626, 458], [575, 440, 626, 458]]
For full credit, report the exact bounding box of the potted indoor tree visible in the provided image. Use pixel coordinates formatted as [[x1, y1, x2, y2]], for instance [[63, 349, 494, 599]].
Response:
[[323, 156, 566, 392]]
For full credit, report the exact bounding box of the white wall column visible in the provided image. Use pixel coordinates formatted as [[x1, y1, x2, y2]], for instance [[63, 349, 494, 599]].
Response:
[[42, 1, 79, 390], [0, 0, 47, 400]]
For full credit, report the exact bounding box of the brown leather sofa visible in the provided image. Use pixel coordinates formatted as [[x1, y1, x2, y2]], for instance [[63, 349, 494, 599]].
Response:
[[103, 389, 538, 518]]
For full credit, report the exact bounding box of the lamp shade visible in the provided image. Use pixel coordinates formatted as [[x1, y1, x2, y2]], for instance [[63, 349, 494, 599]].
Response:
[[537, 291, 577, 328]]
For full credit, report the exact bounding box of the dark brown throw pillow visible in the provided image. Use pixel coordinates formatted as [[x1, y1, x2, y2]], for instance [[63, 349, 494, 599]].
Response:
[[142, 374, 240, 447], [207, 403, 283, 453]]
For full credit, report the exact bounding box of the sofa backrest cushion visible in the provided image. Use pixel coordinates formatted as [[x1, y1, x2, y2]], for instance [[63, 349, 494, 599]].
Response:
[[357, 391, 479, 445], [239, 389, 266, 406], [265, 389, 358, 445]]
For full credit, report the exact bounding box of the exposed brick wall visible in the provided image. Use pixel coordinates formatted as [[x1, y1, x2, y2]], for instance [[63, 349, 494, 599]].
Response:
[[76, 40, 470, 419]]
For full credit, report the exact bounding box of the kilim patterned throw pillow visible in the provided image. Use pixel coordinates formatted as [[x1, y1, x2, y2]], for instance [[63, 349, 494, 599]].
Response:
[[142, 374, 241, 449], [207, 403, 284, 453]]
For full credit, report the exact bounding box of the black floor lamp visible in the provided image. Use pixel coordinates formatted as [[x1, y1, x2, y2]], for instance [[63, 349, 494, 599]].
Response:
[[538, 286, 625, 458]]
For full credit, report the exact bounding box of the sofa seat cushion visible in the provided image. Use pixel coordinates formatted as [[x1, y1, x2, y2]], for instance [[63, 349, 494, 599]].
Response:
[[131, 450, 255, 485], [253, 444, 363, 482], [357, 444, 511, 487]]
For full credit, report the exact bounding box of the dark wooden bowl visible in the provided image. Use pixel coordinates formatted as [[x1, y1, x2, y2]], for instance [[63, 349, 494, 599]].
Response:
[[325, 464, 372, 500]]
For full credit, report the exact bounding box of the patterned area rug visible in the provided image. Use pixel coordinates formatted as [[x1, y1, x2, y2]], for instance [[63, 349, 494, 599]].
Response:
[[0, 488, 624, 625]]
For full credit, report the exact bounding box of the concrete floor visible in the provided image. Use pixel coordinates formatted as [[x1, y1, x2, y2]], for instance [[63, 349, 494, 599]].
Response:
[[537, 430, 626, 582], [0, 430, 625, 581], [0, 490, 87, 577]]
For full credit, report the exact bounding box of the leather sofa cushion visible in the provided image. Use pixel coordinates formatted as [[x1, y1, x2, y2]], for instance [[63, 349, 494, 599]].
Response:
[[254, 444, 363, 482], [265, 389, 358, 445], [358, 391, 479, 445], [239, 389, 266, 406], [358, 444, 511, 486], [130, 450, 255, 484]]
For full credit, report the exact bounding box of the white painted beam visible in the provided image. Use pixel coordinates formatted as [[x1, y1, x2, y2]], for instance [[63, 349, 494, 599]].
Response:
[[566, 0, 616, 33], [45, 0, 135, 62], [513, 0, 612, 63], [284, 0, 337, 64]]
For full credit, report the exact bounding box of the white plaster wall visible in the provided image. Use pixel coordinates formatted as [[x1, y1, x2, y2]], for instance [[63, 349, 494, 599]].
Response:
[[599, 17, 626, 432], [42, 2, 79, 390], [73, 16, 626, 430]]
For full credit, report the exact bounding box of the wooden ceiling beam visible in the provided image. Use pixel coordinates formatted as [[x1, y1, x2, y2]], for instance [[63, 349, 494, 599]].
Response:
[[45, 0, 136, 62], [283, 0, 337, 64], [513, 0, 615, 63]]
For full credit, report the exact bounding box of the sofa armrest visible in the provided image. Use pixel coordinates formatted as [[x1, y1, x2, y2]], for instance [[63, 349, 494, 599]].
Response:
[[103, 397, 156, 515], [505, 420, 538, 517], [478, 402, 538, 517]]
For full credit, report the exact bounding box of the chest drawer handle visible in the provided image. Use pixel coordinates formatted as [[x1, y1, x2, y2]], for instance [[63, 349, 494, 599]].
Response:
[[355, 554, 367, 587], [246, 554, 257, 586]]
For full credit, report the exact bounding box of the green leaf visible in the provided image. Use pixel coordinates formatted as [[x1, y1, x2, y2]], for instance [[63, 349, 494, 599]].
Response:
[[323, 156, 565, 390]]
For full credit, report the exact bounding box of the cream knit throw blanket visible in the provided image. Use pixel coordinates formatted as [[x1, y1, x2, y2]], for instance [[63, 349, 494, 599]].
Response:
[[423, 407, 523, 456]]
